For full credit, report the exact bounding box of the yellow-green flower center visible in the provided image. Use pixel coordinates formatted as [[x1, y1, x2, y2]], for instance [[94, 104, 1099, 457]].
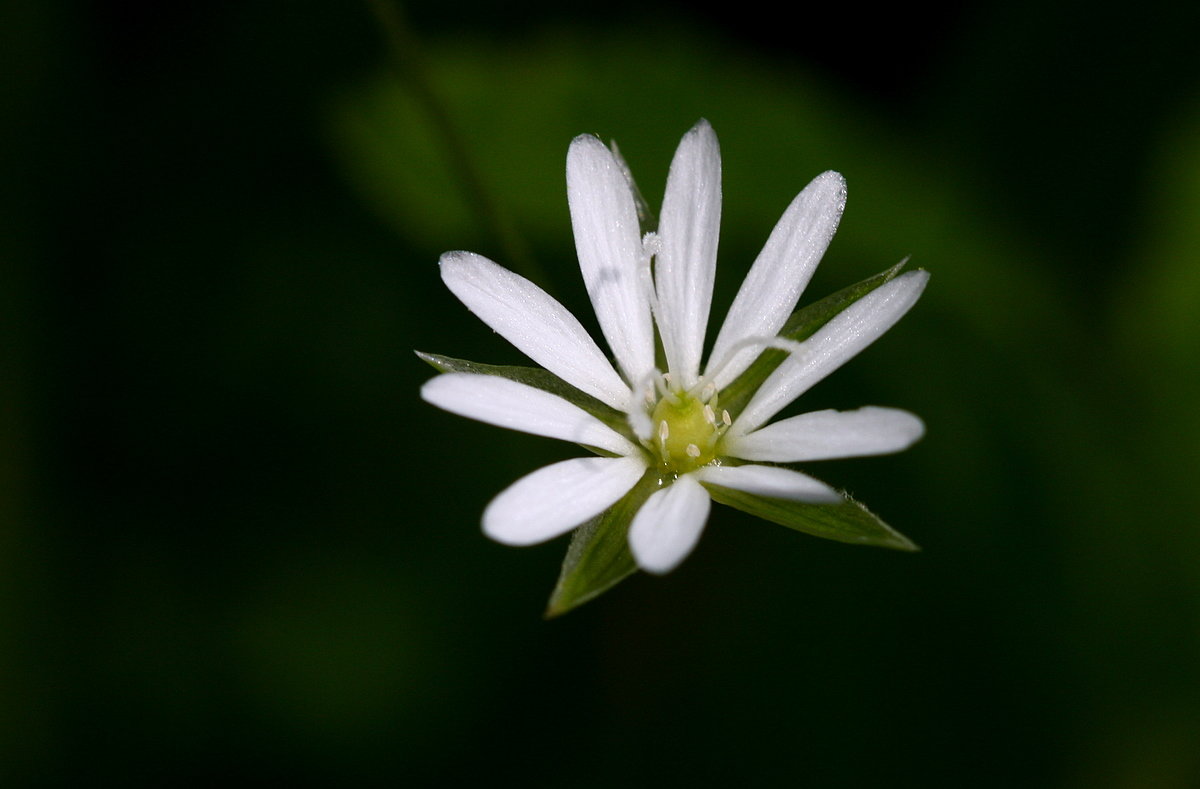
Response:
[[648, 389, 731, 475]]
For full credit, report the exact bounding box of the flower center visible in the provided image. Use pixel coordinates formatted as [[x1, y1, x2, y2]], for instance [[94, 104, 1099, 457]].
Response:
[[645, 381, 731, 476]]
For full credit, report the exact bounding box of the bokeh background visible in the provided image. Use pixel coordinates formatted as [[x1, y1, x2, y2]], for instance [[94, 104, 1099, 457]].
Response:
[[5, 0, 1200, 785]]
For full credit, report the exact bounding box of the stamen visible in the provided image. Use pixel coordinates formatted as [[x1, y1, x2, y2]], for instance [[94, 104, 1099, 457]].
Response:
[[703, 334, 811, 390], [641, 231, 661, 259], [637, 369, 661, 407], [640, 232, 662, 323], [657, 420, 671, 464], [769, 337, 808, 355], [686, 443, 701, 458], [703, 404, 717, 426], [722, 409, 732, 427], [650, 371, 682, 404]]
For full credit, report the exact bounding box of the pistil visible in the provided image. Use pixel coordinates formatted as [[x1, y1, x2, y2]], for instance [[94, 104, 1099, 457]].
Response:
[[641, 375, 732, 475]]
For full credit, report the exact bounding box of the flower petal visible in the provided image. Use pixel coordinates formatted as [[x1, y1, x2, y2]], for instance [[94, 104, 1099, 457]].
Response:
[[439, 251, 631, 410], [726, 406, 925, 462], [628, 475, 711, 574], [567, 134, 656, 387], [421, 373, 641, 456], [695, 464, 842, 503], [706, 171, 846, 389], [483, 456, 646, 546], [730, 270, 929, 436], [655, 119, 722, 390]]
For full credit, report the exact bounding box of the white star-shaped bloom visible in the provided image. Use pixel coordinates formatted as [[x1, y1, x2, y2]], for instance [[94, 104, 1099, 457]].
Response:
[[421, 120, 928, 577]]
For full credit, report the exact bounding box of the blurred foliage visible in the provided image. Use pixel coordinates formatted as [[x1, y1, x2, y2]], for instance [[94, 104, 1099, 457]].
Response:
[[4, 0, 1200, 786]]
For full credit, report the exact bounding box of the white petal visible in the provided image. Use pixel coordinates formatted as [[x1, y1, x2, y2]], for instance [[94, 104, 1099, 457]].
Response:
[[421, 373, 641, 456], [726, 406, 925, 462], [439, 251, 631, 410], [567, 135, 656, 387], [655, 119, 722, 390], [628, 475, 711, 574], [695, 464, 842, 503], [483, 456, 646, 546], [706, 171, 846, 389], [730, 270, 929, 437]]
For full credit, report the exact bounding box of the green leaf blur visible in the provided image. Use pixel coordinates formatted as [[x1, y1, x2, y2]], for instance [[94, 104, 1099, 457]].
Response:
[[8, 1, 1200, 786]]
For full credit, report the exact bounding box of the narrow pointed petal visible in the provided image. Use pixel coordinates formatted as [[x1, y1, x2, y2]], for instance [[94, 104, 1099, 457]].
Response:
[[440, 251, 631, 410], [567, 135, 656, 387], [730, 270, 929, 437], [655, 120, 722, 390], [695, 464, 842, 503], [628, 475, 711, 574], [727, 406, 925, 462], [483, 456, 646, 546], [706, 171, 846, 389], [421, 373, 641, 456]]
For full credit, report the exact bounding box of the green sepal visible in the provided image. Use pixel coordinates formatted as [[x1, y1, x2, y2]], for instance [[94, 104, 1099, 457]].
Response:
[[702, 482, 919, 552], [415, 351, 638, 446], [544, 469, 662, 618], [718, 259, 910, 421]]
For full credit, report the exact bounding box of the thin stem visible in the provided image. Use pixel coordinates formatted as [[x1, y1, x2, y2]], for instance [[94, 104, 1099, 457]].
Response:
[[365, 0, 547, 286]]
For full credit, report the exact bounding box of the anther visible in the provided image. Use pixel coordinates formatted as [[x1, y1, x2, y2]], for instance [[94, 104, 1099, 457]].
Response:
[[656, 420, 671, 464], [656, 372, 682, 404], [722, 409, 732, 427], [686, 443, 701, 458], [700, 382, 716, 402], [703, 404, 717, 426]]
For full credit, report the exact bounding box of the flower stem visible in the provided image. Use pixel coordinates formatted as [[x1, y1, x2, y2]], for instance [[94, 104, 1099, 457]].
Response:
[[365, 0, 547, 286]]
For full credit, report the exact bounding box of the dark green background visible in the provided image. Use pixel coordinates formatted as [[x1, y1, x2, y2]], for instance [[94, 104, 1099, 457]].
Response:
[[5, 1, 1200, 785]]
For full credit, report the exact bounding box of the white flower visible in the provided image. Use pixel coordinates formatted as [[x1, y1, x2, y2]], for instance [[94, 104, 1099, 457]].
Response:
[[421, 120, 928, 575]]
